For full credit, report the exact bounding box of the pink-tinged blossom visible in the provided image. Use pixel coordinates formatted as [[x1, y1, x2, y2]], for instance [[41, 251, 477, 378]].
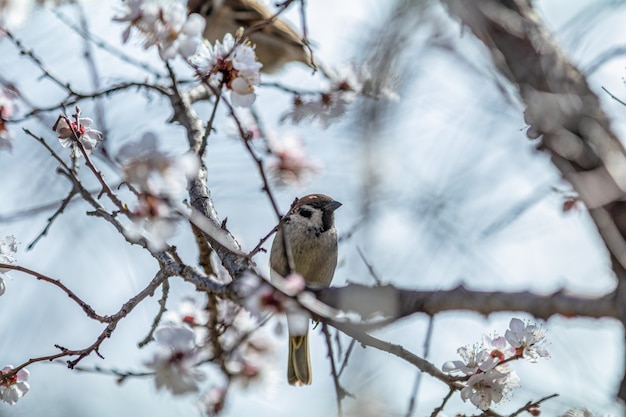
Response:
[[282, 60, 399, 128], [199, 386, 227, 416], [117, 132, 199, 198], [505, 318, 550, 362], [223, 313, 280, 391], [268, 134, 320, 187], [442, 319, 549, 411], [114, 0, 204, 60], [239, 274, 304, 316], [0, 89, 15, 152], [460, 368, 520, 410], [481, 334, 513, 363], [0, 0, 33, 29], [119, 133, 199, 250], [53, 115, 103, 157], [146, 325, 206, 395], [241, 277, 287, 317], [163, 296, 209, 328], [162, 296, 209, 345], [281, 93, 351, 128], [191, 33, 262, 107], [127, 194, 177, 250], [442, 344, 500, 376], [330, 61, 399, 101], [239, 273, 310, 336], [0, 234, 17, 296], [0, 365, 30, 405]]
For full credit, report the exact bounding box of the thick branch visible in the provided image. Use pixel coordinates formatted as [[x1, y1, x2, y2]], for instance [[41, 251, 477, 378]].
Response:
[[316, 284, 616, 323]]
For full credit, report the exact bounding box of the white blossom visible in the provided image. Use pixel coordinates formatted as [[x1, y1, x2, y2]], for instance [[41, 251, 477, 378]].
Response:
[[0, 365, 30, 405], [331, 61, 399, 101], [268, 134, 320, 186], [53, 115, 103, 157], [119, 133, 199, 250], [162, 296, 209, 345], [114, 0, 204, 60], [281, 92, 351, 127], [560, 407, 596, 417], [442, 344, 500, 376], [117, 132, 199, 198], [0, 235, 17, 296], [163, 296, 209, 328], [0, 235, 17, 267], [460, 368, 519, 410], [127, 200, 177, 250], [191, 33, 262, 107], [146, 325, 206, 395], [199, 386, 227, 416], [505, 318, 550, 361], [0, 89, 15, 152]]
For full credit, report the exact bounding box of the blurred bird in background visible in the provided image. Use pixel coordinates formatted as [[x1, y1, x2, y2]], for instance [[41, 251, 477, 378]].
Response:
[[187, 0, 313, 73]]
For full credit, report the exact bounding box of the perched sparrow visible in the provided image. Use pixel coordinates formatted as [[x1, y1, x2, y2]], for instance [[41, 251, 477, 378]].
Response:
[[269, 194, 341, 385], [187, 0, 311, 73]]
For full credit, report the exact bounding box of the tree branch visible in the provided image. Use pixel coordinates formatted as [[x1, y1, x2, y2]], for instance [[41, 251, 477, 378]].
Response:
[[316, 284, 616, 325]]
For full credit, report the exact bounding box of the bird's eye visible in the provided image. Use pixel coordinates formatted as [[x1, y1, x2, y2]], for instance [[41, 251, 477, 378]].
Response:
[[299, 208, 312, 218]]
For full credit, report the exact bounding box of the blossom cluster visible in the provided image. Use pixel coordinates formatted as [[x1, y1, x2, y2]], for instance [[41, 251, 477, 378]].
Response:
[[0, 365, 30, 405], [282, 61, 399, 127], [117, 132, 199, 250], [442, 318, 550, 410], [267, 134, 320, 187], [145, 296, 278, 415], [114, 0, 205, 60], [191, 32, 263, 108], [0, 234, 18, 296]]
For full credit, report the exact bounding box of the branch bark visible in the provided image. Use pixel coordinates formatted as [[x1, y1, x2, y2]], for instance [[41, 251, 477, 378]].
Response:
[[316, 283, 616, 323]]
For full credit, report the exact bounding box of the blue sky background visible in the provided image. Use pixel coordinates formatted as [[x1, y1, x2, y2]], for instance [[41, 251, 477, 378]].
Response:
[[1, 1, 625, 416]]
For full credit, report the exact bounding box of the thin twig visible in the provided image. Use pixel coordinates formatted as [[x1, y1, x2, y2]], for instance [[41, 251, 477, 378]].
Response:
[[27, 186, 79, 250], [508, 393, 559, 417], [2, 29, 77, 94], [52, 8, 166, 79], [0, 269, 170, 385], [298, 0, 318, 74], [9, 82, 169, 123], [429, 388, 455, 417], [0, 263, 108, 322], [53, 361, 154, 383], [405, 315, 435, 417], [23, 128, 72, 171], [357, 247, 383, 285], [138, 279, 171, 348], [248, 224, 279, 257], [601, 86, 626, 107], [322, 323, 348, 417], [337, 338, 356, 377], [222, 97, 282, 221]]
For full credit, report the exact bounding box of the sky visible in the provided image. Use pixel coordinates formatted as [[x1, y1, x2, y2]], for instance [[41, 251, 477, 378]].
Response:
[[1, 0, 626, 416]]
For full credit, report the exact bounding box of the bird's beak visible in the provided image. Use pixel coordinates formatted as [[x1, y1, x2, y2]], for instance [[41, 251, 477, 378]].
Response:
[[324, 200, 342, 212]]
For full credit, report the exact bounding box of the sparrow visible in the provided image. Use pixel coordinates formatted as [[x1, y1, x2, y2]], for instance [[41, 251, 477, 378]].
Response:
[[269, 193, 341, 385], [187, 0, 311, 73]]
